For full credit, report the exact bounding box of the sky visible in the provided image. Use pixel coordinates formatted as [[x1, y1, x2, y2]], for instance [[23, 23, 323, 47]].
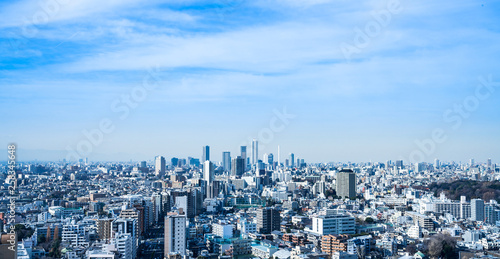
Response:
[[1, 0, 499, 164]]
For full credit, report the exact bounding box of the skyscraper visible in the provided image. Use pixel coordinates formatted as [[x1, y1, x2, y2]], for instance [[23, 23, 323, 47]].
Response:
[[395, 160, 403, 169], [487, 158, 492, 167], [290, 153, 295, 168], [164, 213, 187, 257], [434, 159, 440, 169], [251, 139, 258, 166], [256, 208, 280, 234], [240, 146, 247, 171], [267, 153, 274, 168], [202, 146, 210, 163], [203, 161, 214, 185], [336, 169, 356, 199], [222, 152, 231, 172], [155, 156, 166, 177], [231, 156, 245, 177]]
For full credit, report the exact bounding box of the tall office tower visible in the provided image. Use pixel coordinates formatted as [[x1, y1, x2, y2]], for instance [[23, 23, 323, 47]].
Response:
[[251, 139, 258, 166], [171, 157, 179, 167], [470, 159, 475, 167], [336, 169, 356, 199], [256, 161, 266, 177], [241, 146, 247, 171], [155, 156, 166, 177], [263, 153, 268, 164], [256, 208, 280, 234], [203, 161, 214, 186], [395, 160, 403, 169], [487, 158, 492, 167], [267, 153, 274, 168], [164, 213, 187, 257], [290, 153, 295, 167], [434, 159, 440, 169], [471, 199, 484, 221], [222, 152, 231, 172], [140, 161, 147, 168], [202, 146, 210, 163], [415, 162, 426, 173], [231, 156, 245, 177]]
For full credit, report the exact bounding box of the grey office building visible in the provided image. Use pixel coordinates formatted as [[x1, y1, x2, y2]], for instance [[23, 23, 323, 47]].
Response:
[[222, 151, 231, 172], [336, 169, 356, 199], [202, 145, 210, 163], [471, 199, 484, 222]]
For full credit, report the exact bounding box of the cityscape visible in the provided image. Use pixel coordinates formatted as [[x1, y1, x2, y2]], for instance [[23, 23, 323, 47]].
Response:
[[1, 145, 500, 259], [1, 1, 500, 259]]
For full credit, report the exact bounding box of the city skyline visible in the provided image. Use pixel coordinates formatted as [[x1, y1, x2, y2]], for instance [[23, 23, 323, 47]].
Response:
[[1, 1, 500, 162]]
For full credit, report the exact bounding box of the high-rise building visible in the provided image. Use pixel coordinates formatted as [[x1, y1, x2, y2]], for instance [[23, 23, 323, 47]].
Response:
[[171, 157, 179, 167], [470, 158, 475, 167], [155, 156, 166, 177], [267, 153, 274, 166], [231, 156, 245, 177], [488, 158, 492, 167], [434, 159, 440, 169], [290, 153, 295, 167], [415, 162, 426, 173], [256, 208, 280, 234], [208, 180, 224, 199], [471, 199, 484, 221], [240, 146, 247, 171], [164, 213, 187, 257], [203, 161, 214, 186], [336, 169, 356, 199], [395, 160, 403, 169], [202, 146, 210, 163], [251, 139, 258, 166], [222, 152, 231, 172], [484, 205, 496, 224], [256, 161, 266, 177], [112, 218, 138, 258]]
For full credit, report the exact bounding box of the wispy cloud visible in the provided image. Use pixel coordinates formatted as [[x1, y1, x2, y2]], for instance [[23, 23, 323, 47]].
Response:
[[1, 0, 500, 162]]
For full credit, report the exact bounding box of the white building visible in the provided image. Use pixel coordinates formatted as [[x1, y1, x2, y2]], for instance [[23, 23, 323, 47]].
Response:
[[310, 210, 355, 235], [62, 224, 89, 247], [212, 223, 233, 239], [203, 161, 214, 186], [155, 156, 166, 177], [239, 220, 257, 235], [113, 232, 134, 259], [408, 224, 421, 239], [165, 214, 187, 257]]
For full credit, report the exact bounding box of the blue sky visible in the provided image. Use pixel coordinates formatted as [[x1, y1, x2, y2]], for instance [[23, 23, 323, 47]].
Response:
[[1, 0, 499, 163]]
